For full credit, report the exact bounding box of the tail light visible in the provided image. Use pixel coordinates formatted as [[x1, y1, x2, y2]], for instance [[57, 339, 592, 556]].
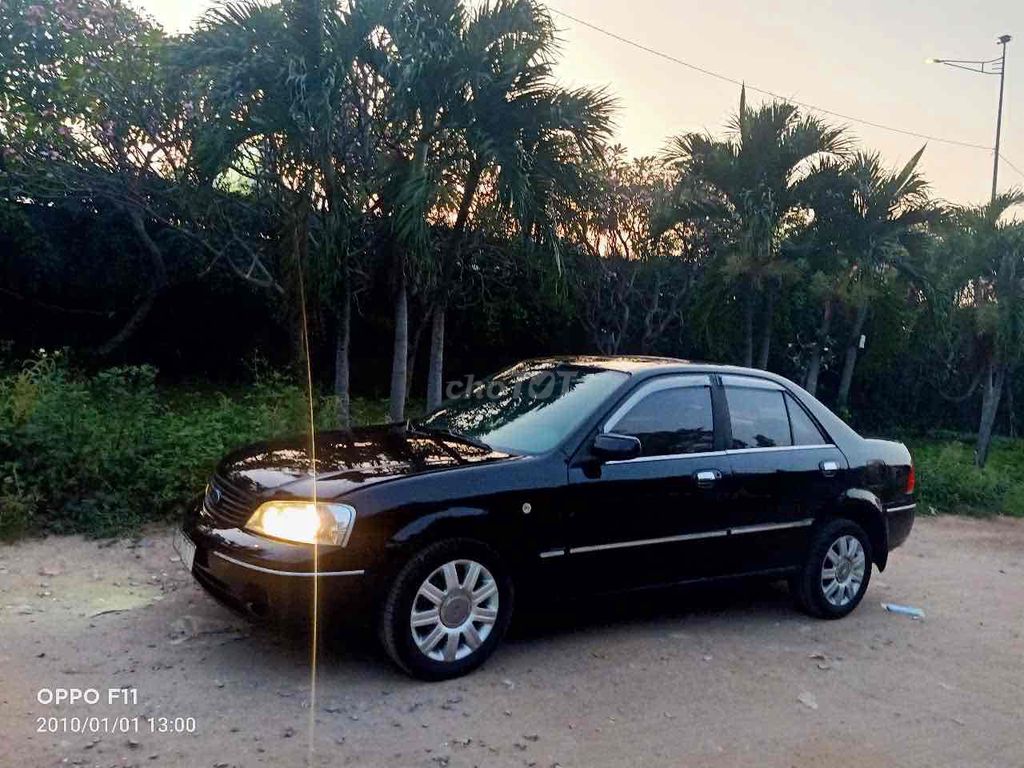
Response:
[[905, 463, 916, 494]]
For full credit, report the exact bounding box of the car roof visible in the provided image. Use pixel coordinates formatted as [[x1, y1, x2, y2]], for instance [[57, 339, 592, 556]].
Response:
[[530, 355, 769, 378]]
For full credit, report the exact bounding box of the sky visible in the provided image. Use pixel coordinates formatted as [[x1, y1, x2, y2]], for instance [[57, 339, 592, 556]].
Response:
[[137, 0, 1023, 204]]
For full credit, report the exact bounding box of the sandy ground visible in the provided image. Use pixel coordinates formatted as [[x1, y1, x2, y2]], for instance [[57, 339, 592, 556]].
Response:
[[1, 515, 1023, 768]]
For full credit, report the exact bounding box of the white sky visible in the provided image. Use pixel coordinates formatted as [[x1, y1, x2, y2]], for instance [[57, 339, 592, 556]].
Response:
[[136, 0, 1023, 204]]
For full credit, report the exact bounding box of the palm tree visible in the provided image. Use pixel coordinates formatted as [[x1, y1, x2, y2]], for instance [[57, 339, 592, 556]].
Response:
[[410, 0, 614, 411], [181, 0, 380, 428], [658, 87, 848, 368], [944, 192, 1024, 466], [798, 147, 935, 405]]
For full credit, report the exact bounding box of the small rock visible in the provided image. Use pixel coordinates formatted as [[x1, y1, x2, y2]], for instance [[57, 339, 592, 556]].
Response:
[[502, 679, 515, 690], [282, 727, 295, 738]]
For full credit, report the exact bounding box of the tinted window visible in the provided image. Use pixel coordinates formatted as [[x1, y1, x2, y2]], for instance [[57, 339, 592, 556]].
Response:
[[786, 394, 827, 445], [611, 386, 714, 457], [420, 363, 628, 454], [726, 387, 792, 449]]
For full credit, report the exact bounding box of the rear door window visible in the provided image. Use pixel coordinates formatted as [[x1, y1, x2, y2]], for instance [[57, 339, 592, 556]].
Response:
[[725, 386, 792, 449]]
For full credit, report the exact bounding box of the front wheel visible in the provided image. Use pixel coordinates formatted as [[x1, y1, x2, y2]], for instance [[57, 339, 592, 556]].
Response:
[[379, 539, 513, 680], [791, 519, 872, 619]]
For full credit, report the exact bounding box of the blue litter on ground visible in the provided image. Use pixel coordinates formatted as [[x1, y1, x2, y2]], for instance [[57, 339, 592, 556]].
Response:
[[882, 603, 925, 619]]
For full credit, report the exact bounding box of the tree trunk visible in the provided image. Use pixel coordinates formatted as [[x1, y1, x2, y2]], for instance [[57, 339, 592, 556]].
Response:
[[805, 300, 833, 398], [756, 285, 775, 370], [97, 211, 168, 357], [836, 303, 869, 410], [424, 164, 481, 415], [334, 279, 352, 431], [1002, 369, 1016, 438], [742, 280, 755, 368], [976, 357, 1007, 468], [389, 271, 408, 424], [426, 302, 445, 411]]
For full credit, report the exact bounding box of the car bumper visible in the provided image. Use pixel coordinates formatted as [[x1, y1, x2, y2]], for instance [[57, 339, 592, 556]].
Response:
[[885, 502, 916, 550], [178, 503, 378, 627]]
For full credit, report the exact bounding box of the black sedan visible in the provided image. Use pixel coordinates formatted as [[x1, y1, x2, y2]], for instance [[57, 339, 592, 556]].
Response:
[[175, 357, 916, 679]]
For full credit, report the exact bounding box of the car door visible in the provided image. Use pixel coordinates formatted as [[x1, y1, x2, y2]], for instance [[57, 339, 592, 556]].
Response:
[[718, 375, 848, 574], [565, 374, 732, 593]]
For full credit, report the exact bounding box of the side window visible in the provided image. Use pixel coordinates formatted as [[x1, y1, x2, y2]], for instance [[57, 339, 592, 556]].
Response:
[[725, 387, 792, 449], [785, 394, 827, 445], [611, 386, 714, 457]]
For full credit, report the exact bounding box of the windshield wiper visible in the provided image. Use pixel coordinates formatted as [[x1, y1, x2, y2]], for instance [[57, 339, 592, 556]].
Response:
[[410, 423, 492, 451]]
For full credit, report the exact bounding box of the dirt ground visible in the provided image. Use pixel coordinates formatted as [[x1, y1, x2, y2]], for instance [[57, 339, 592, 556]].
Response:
[[1, 515, 1022, 768]]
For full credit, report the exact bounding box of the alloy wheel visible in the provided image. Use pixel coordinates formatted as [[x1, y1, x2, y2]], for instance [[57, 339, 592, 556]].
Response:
[[409, 559, 499, 662], [820, 534, 866, 607]]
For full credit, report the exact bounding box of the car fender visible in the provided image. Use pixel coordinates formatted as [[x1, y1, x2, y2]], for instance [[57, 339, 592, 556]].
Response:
[[829, 488, 890, 571]]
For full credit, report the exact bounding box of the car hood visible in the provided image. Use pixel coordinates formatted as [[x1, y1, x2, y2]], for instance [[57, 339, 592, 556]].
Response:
[[216, 425, 517, 498]]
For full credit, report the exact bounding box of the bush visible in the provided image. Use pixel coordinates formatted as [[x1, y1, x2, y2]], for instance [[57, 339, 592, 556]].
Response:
[[0, 353, 361, 538], [909, 436, 1024, 517]]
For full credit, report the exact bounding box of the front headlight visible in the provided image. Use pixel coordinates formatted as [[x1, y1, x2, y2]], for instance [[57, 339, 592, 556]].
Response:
[[245, 501, 355, 546]]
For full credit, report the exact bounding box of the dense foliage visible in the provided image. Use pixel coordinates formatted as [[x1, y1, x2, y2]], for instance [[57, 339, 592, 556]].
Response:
[[0, 353, 392, 538], [2, 0, 1024, 537]]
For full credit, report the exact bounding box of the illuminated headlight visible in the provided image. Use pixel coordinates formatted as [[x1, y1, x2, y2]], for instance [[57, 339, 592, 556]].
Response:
[[245, 501, 355, 546]]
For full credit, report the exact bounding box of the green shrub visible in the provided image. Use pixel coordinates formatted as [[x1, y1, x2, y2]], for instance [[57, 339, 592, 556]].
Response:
[[909, 437, 1024, 517], [0, 354, 357, 538]]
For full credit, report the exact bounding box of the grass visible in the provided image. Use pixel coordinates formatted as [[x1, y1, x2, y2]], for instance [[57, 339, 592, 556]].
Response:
[[907, 435, 1024, 518]]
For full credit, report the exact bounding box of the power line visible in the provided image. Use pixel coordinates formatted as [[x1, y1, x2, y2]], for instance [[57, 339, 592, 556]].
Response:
[[550, 7, 996, 152], [1000, 154, 1024, 181]]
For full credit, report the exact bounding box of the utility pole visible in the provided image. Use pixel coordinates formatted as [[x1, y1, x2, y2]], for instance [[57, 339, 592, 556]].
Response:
[[928, 34, 1011, 201]]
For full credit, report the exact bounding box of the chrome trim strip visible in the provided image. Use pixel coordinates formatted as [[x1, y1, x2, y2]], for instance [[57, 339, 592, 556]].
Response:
[[729, 518, 814, 535], [211, 550, 365, 577], [567, 519, 814, 555], [886, 503, 917, 513], [605, 443, 835, 466], [539, 549, 566, 559], [725, 444, 833, 455], [569, 528, 729, 554], [605, 449, 726, 466]]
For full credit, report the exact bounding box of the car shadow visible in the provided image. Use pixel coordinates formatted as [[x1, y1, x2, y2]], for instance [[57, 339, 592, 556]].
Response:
[[507, 576, 796, 644], [196, 576, 800, 685]]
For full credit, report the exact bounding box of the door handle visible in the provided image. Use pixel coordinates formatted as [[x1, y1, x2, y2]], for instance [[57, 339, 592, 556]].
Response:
[[695, 469, 721, 488], [820, 460, 839, 477]]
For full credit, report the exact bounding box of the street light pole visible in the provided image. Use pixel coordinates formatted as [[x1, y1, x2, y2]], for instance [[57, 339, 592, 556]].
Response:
[[928, 34, 1011, 201], [991, 35, 1010, 201]]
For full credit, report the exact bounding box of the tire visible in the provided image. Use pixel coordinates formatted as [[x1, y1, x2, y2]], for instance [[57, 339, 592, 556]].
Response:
[[378, 538, 513, 680], [791, 519, 873, 619]]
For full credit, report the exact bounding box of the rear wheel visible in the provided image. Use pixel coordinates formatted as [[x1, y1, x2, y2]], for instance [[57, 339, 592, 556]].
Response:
[[379, 539, 513, 680], [792, 519, 872, 619]]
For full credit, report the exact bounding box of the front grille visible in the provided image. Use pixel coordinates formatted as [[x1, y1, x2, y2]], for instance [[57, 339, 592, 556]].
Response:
[[204, 474, 257, 529]]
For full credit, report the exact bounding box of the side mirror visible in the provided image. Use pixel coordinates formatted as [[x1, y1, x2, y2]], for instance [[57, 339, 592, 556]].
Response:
[[592, 432, 642, 461]]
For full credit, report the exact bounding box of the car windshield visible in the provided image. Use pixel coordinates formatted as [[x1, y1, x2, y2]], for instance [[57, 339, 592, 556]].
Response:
[[416, 362, 628, 454]]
